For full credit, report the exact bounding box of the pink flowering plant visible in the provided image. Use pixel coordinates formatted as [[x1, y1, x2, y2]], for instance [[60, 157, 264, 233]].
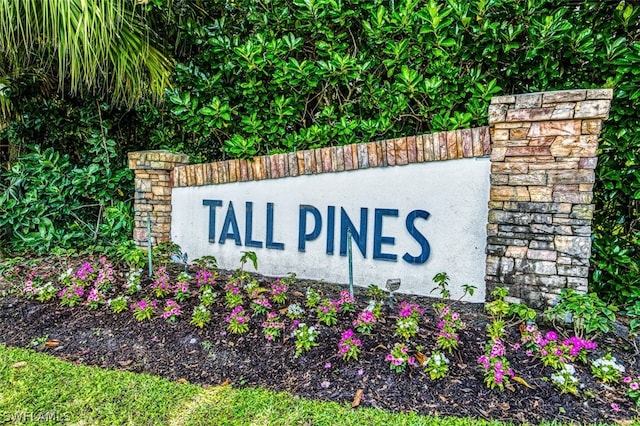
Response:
[[225, 282, 243, 308], [130, 299, 157, 322], [537, 331, 570, 369], [58, 284, 85, 307], [521, 325, 597, 368], [434, 304, 463, 353], [162, 300, 182, 323], [336, 290, 356, 313], [190, 304, 211, 328], [86, 287, 106, 309], [623, 376, 640, 405], [394, 301, 424, 340], [23, 274, 57, 302], [562, 335, 597, 364], [292, 322, 319, 356], [173, 272, 191, 302], [151, 267, 172, 298], [477, 337, 515, 391], [386, 342, 416, 373], [94, 257, 115, 292], [398, 301, 425, 320], [73, 262, 96, 286], [353, 309, 377, 334], [270, 278, 288, 305], [195, 269, 217, 289], [520, 323, 542, 352], [337, 329, 362, 361], [317, 298, 338, 326], [251, 294, 272, 315], [226, 306, 250, 334], [261, 312, 285, 341]]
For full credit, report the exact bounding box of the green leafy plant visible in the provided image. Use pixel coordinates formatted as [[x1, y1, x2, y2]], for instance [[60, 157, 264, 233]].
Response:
[[550, 363, 580, 396], [192, 256, 218, 272], [292, 322, 319, 356], [545, 290, 618, 339], [109, 296, 129, 314], [305, 287, 321, 308], [190, 304, 211, 328], [115, 240, 147, 271], [591, 353, 626, 384], [367, 285, 385, 301], [152, 242, 182, 268], [424, 351, 450, 380], [240, 251, 258, 271]]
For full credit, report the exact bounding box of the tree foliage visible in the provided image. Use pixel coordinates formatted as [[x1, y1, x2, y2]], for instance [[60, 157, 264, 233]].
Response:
[[0, 0, 173, 117]]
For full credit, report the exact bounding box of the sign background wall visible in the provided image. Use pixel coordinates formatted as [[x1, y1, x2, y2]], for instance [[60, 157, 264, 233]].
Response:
[[172, 158, 490, 301]]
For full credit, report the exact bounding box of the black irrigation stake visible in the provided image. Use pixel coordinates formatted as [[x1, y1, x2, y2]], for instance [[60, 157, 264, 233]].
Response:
[[147, 213, 153, 277], [347, 229, 354, 298]]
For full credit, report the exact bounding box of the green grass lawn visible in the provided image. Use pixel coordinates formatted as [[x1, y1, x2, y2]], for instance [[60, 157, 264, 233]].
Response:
[[0, 344, 614, 426]]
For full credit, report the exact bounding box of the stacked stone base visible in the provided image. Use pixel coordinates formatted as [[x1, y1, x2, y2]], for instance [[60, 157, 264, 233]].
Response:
[[485, 89, 612, 309]]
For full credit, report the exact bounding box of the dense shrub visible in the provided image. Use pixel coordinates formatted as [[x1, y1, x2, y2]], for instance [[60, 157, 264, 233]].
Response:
[[0, 99, 134, 253], [165, 0, 639, 303], [1, 0, 638, 305]]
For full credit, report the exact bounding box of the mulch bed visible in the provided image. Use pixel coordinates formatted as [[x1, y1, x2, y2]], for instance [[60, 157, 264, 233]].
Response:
[[0, 256, 637, 424]]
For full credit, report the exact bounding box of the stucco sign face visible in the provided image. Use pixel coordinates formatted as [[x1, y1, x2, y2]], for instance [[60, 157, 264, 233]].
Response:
[[172, 157, 490, 302]]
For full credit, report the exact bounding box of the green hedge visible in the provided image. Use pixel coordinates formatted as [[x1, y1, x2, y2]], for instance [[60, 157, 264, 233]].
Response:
[[165, 0, 639, 302], [1, 0, 638, 304]]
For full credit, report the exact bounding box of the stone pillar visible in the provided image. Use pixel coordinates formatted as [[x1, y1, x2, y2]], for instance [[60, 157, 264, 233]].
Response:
[[128, 150, 189, 248], [486, 89, 613, 309]]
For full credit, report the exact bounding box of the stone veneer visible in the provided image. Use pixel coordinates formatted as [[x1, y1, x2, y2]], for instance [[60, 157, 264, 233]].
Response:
[[127, 150, 189, 246], [128, 88, 613, 306], [486, 89, 612, 308]]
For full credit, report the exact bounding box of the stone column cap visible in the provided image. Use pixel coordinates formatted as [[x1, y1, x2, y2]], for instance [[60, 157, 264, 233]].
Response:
[[489, 88, 613, 124], [128, 150, 189, 170]]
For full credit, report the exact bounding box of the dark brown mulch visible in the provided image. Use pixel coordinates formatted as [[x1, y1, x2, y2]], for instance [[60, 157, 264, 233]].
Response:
[[0, 256, 637, 425]]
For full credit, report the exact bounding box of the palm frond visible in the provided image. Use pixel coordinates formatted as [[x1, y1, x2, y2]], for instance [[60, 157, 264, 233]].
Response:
[[0, 0, 172, 110]]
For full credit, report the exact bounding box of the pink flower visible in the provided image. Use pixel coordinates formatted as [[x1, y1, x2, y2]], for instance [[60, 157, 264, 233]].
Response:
[[631, 382, 639, 391], [624, 376, 633, 383], [611, 403, 620, 412]]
